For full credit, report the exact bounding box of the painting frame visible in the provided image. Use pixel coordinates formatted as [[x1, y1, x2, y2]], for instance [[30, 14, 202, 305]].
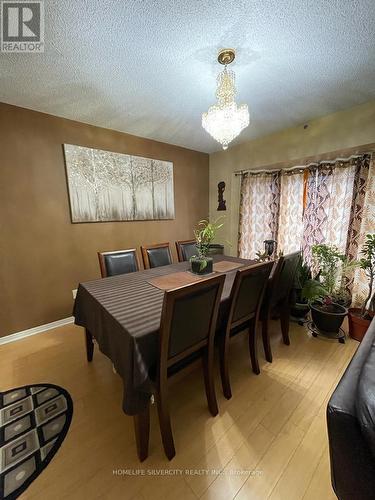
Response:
[[63, 144, 175, 224]]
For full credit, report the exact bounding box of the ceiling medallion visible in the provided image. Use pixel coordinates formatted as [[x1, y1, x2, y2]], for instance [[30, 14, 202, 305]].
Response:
[[202, 49, 249, 150]]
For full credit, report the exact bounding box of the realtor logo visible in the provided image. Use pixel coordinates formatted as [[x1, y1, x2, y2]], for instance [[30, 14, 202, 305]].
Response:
[[1, 1, 44, 52]]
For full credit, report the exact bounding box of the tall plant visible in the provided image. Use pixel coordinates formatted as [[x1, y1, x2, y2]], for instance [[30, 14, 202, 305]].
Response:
[[311, 244, 347, 296], [302, 244, 352, 306], [359, 234, 375, 317], [193, 217, 224, 259]]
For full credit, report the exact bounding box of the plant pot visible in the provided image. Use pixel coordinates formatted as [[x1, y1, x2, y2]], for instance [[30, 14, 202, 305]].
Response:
[[348, 308, 374, 342], [290, 288, 310, 320], [190, 257, 213, 275], [291, 302, 310, 320], [310, 302, 347, 335]]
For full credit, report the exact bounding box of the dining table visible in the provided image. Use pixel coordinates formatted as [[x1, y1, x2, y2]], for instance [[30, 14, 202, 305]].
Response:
[[73, 254, 254, 460]]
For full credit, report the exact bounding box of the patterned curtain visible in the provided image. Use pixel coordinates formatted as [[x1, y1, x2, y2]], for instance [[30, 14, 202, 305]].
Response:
[[346, 155, 372, 260], [277, 171, 305, 254], [346, 155, 374, 306], [238, 155, 373, 306], [325, 162, 356, 250], [302, 159, 357, 264], [238, 172, 280, 259], [302, 165, 331, 264]]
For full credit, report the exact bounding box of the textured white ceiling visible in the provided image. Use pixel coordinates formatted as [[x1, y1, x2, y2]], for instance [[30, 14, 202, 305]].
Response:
[[1, 0, 375, 153]]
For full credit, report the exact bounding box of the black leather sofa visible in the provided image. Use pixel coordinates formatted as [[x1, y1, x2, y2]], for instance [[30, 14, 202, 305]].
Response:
[[327, 318, 375, 500]]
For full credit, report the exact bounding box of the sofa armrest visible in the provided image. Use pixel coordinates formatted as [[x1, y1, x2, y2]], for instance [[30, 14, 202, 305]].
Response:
[[327, 318, 375, 500], [327, 406, 375, 499]]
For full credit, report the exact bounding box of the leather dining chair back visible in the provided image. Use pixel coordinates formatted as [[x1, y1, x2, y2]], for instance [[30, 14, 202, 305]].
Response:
[[220, 261, 274, 399], [260, 251, 301, 363], [141, 243, 173, 269], [270, 251, 301, 309], [175, 239, 197, 262], [156, 274, 225, 459], [98, 249, 140, 277]]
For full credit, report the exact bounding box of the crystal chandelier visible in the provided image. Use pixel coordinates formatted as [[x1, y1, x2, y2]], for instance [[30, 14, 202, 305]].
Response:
[[202, 49, 249, 150]]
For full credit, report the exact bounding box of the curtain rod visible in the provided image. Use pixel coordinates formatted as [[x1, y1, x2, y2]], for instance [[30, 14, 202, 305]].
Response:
[[233, 153, 372, 177]]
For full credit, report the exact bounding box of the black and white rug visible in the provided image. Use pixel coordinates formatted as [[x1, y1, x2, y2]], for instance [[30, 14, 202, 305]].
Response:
[[0, 384, 73, 500]]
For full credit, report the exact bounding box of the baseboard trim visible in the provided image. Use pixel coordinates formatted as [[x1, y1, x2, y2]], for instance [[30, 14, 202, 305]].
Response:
[[0, 317, 75, 345]]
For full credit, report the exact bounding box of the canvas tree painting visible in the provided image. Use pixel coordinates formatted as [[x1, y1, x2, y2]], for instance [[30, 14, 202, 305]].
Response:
[[64, 144, 175, 222]]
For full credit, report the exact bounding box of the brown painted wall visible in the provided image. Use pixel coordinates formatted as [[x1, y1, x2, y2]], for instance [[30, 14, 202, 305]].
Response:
[[0, 103, 209, 337]]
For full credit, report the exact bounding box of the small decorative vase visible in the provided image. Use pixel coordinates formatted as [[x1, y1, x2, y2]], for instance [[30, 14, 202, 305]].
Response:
[[264, 239, 277, 258], [190, 257, 213, 275]]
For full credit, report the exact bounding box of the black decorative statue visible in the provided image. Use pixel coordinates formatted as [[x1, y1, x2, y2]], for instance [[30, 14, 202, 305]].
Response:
[[217, 181, 226, 211]]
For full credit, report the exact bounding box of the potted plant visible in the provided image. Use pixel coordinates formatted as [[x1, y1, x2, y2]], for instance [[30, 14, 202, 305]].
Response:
[[348, 234, 375, 341], [190, 218, 224, 275], [291, 258, 311, 323], [302, 244, 349, 335]]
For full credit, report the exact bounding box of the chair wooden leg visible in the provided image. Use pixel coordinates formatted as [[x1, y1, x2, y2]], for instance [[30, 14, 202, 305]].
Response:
[[219, 334, 232, 400], [202, 347, 219, 416], [133, 402, 150, 462], [156, 388, 175, 460], [85, 328, 94, 362], [261, 317, 273, 363], [248, 318, 260, 375], [280, 304, 291, 346]]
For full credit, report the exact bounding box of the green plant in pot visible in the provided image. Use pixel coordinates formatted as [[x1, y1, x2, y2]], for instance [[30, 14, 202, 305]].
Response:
[[302, 244, 349, 336], [190, 218, 224, 275], [348, 233, 375, 341], [290, 258, 312, 323]]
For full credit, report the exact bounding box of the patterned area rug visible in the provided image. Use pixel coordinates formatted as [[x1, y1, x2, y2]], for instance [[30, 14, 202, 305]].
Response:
[[0, 384, 73, 500]]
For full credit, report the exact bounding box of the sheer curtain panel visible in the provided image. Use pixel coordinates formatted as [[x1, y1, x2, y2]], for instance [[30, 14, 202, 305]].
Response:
[[238, 172, 280, 259]]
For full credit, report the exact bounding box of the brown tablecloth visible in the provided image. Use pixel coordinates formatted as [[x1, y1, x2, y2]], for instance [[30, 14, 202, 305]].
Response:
[[73, 255, 254, 415]]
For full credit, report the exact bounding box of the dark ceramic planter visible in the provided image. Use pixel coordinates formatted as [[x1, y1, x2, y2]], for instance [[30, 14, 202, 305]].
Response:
[[310, 302, 347, 334], [291, 302, 310, 320], [290, 287, 309, 321], [190, 257, 213, 275]]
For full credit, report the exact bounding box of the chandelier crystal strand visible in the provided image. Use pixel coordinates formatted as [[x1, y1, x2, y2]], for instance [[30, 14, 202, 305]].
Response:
[[202, 50, 249, 150]]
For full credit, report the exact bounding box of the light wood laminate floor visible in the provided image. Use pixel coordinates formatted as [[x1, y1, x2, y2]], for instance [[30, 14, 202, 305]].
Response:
[[0, 320, 357, 500]]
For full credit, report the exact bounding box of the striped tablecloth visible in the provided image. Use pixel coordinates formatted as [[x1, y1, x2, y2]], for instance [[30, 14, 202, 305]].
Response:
[[73, 255, 254, 415]]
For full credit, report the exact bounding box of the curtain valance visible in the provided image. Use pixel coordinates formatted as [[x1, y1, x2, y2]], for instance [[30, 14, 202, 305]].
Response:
[[237, 154, 371, 177]]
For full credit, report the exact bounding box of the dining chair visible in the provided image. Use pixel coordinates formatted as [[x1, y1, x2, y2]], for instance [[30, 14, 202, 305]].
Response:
[[175, 239, 197, 262], [98, 248, 141, 277], [219, 261, 274, 400], [260, 251, 301, 363], [154, 274, 225, 459], [141, 242, 173, 269]]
